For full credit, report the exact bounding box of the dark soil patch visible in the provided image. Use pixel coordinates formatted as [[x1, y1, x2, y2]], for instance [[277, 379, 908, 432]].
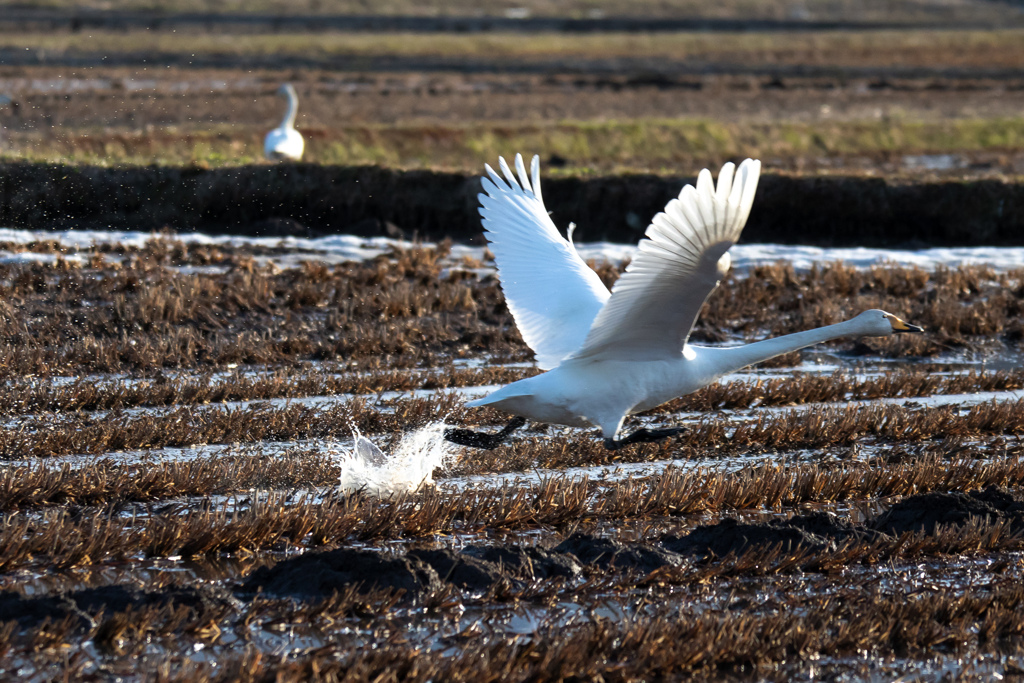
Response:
[[228, 489, 1024, 604], [241, 548, 443, 600], [0, 584, 232, 629], [870, 485, 1024, 535], [461, 544, 582, 580], [662, 489, 1024, 559], [554, 533, 681, 572], [660, 510, 889, 559], [240, 545, 580, 601], [786, 511, 878, 542], [407, 548, 506, 591], [662, 516, 838, 557]]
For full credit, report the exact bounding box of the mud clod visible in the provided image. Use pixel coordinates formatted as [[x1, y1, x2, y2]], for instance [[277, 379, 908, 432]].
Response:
[[554, 533, 682, 572], [407, 548, 505, 591], [659, 490, 1024, 560], [461, 545, 582, 580], [786, 511, 878, 542], [242, 548, 442, 600], [870, 486, 1024, 535], [663, 517, 836, 558], [0, 585, 232, 629]]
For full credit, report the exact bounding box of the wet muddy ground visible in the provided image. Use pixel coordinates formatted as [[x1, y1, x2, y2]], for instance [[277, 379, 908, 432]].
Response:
[[0, 235, 1020, 680]]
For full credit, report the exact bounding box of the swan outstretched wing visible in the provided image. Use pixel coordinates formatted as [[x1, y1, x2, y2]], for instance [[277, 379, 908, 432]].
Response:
[[573, 158, 761, 362], [479, 154, 611, 369]]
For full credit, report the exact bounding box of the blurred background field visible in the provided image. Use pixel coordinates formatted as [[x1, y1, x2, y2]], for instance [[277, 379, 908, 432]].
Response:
[[2, 1, 1024, 177]]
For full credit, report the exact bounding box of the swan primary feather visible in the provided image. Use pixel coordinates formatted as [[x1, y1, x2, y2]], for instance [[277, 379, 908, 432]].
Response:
[[461, 155, 922, 449]]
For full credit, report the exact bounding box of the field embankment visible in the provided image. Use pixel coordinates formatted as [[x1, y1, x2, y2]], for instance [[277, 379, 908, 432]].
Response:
[[2, 161, 1023, 245]]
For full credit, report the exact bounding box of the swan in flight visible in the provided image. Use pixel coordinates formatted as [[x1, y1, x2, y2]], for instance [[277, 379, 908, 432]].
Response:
[[445, 155, 922, 450], [264, 84, 304, 161]]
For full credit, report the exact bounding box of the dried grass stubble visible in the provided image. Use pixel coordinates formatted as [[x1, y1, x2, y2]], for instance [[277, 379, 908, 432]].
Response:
[[0, 248, 1019, 376], [661, 368, 1024, 414], [0, 391, 487, 458], [2, 456, 1023, 571], [2, 387, 1020, 462], [0, 242, 519, 375], [0, 364, 535, 417], [0, 452, 337, 512], [2, 363, 1015, 421], [459, 399, 1024, 475], [693, 262, 1024, 354]]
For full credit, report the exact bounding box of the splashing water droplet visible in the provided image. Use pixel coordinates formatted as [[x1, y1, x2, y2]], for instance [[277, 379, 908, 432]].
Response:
[[335, 422, 455, 496], [353, 434, 386, 467]]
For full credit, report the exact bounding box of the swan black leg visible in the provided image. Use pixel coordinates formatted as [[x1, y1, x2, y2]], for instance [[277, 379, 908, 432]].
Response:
[[603, 426, 686, 451], [444, 416, 527, 449]]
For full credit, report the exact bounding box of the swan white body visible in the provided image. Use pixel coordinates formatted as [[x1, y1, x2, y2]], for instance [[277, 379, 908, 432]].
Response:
[[465, 154, 921, 444], [264, 84, 304, 161]]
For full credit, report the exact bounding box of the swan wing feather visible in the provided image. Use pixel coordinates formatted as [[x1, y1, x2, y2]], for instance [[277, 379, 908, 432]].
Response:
[[573, 158, 761, 362], [479, 154, 611, 369]]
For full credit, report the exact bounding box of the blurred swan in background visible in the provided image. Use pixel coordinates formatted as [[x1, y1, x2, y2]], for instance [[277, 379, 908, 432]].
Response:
[[446, 154, 923, 450], [264, 84, 304, 161]]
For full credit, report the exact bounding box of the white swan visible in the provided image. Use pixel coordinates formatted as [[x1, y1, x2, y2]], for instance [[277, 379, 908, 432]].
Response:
[[263, 84, 304, 161], [446, 154, 922, 450]]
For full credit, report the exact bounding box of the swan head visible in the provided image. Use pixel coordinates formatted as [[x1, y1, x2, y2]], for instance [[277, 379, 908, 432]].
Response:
[[276, 83, 297, 99], [853, 309, 923, 336]]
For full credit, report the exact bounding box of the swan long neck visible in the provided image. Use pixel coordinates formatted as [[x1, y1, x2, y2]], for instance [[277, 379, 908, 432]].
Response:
[[281, 86, 298, 130], [702, 318, 863, 376]]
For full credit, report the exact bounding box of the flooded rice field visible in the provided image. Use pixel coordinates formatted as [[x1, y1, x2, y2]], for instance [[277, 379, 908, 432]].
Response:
[[0, 232, 1021, 681]]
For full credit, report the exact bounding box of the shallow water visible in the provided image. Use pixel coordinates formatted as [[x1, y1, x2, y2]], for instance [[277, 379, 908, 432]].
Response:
[[2, 227, 1024, 272]]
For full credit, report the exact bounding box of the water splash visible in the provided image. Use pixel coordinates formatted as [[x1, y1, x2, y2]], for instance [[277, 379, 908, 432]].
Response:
[[335, 422, 455, 496]]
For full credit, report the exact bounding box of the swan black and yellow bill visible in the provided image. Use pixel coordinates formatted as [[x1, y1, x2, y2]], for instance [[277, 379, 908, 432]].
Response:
[[888, 315, 924, 333]]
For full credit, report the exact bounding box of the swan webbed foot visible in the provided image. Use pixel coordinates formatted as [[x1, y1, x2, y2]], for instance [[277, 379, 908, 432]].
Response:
[[604, 426, 687, 451], [444, 416, 527, 449]]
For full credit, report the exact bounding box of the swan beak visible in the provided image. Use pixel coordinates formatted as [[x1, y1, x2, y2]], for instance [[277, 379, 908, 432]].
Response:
[[890, 316, 923, 334]]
